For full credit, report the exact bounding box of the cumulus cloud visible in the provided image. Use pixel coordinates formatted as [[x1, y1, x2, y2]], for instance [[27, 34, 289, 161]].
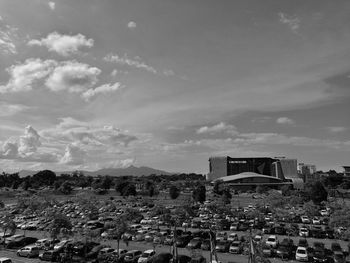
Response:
[[0, 125, 59, 163], [45, 61, 101, 93], [28, 32, 94, 56], [196, 122, 238, 135], [276, 117, 295, 125], [18, 125, 41, 154], [108, 158, 136, 168], [278, 12, 301, 33], [104, 53, 157, 74], [81, 82, 122, 101], [0, 58, 56, 93], [327, 126, 347, 133], [60, 143, 85, 165], [0, 102, 29, 116], [48, 1, 55, 10], [127, 21, 137, 29]]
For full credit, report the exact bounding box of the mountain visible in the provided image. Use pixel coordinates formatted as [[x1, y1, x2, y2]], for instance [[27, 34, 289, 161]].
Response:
[[18, 165, 172, 177]]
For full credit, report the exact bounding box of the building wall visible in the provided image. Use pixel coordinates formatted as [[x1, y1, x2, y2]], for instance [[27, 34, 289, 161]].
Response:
[[280, 159, 298, 179], [207, 157, 227, 181]]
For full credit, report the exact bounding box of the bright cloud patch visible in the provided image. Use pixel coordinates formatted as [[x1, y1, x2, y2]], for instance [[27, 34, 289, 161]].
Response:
[[48, 1, 55, 10], [104, 53, 157, 74], [0, 125, 59, 163], [45, 61, 100, 93], [0, 19, 17, 54], [327, 126, 347, 133], [278, 12, 300, 33], [60, 143, 85, 165], [81, 82, 122, 101], [196, 122, 238, 135], [0, 59, 120, 100], [276, 117, 295, 125], [0, 58, 56, 93], [127, 21, 137, 29], [28, 32, 94, 56]]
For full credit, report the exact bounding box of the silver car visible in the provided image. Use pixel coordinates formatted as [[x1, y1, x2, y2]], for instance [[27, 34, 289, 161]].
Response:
[[17, 246, 40, 258]]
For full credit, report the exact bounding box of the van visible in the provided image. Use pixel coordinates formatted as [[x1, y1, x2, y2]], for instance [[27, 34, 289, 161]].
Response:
[[17, 246, 40, 258]]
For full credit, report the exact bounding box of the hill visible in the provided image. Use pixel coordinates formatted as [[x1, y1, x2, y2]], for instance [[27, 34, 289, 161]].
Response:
[[18, 165, 172, 177]]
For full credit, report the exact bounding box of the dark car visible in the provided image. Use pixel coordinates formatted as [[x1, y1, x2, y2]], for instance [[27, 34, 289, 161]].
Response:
[[176, 236, 191, 248], [152, 253, 173, 263], [6, 237, 38, 249], [275, 225, 286, 235], [187, 238, 202, 249], [332, 243, 343, 253], [276, 239, 295, 260], [86, 244, 107, 259], [314, 248, 332, 263], [215, 241, 230, 253], [39, 249, 63, 262], [72, 241, 99, 256], [298, 239, 309, 248]]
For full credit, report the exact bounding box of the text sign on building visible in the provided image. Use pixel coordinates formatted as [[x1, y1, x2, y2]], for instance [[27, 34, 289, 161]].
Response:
[[229, 161, 247, 164]]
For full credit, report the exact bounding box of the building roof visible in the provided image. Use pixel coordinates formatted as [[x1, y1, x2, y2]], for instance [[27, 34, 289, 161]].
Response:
[[214, 172, 283, 182]]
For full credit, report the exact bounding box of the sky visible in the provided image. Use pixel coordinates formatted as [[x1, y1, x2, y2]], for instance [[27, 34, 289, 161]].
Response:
[[0, 0, 349, 174]]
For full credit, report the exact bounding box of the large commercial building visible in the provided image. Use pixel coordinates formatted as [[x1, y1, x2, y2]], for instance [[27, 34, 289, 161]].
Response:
[[207, 156, 303, 190], [343, 166, 350, 177]]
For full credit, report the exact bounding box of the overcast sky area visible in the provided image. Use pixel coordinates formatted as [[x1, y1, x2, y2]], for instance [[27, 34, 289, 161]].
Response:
[[0, 0, 349, 174]]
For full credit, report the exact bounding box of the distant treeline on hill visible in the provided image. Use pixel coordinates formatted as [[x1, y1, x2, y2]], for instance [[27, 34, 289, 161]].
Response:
[[0, 170, 205, 194]]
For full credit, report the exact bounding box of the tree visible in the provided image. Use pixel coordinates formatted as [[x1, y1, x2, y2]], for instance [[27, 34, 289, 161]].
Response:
[[193, 184, 206, 203], [59, 181, 73, 195], [1, 214, 16, 245], [303, 201, 320, 217], [169, 185, 180, 199], [213, 180, 223, 195], [32, 170, 56, 186], [108, 217, 128, 259], [49, 213, 73, 239], [309, 181, 328, 204], [281, 185, 292, 196], [222, 188, 232, 205], [122, 183, 136, 196]]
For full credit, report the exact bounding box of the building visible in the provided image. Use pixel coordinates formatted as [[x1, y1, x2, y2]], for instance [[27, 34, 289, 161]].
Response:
[[298, 163, 317, 175], [343, 166, 350, 177], [207, 156, 303, 190]]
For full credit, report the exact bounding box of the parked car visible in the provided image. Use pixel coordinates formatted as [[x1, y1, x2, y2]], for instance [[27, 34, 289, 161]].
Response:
[[39, 250, 62, 262], [124, 250, 142, 263], [138, 249, 156, 263], [6, 236, 37, 249], [215, 241, 230, 252], [17, 245, 40, 258], [266, 235, 278, 248], [229, 241, 243, 254], [301, 216, 310, 224], [299, 227, 310, 237], [228, 233, 238, 242], [276, 238, 295, 260], [295, 246, 310, 262], [200, 239, 210, 250], [0, 258, 12, 263], [298, 239, 309, 248], [187, 238, 202, 249], [262, 243, 274, 257]]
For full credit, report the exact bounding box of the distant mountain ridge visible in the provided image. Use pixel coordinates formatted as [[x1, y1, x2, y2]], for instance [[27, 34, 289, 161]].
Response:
[[18, 165, 172, 177]]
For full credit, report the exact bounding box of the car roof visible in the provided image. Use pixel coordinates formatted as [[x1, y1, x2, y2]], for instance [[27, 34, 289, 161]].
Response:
[[143, 249, 155, 253]]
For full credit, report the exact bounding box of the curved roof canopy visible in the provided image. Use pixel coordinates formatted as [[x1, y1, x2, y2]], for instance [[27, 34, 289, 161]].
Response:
[[214, 172, 283, 183]]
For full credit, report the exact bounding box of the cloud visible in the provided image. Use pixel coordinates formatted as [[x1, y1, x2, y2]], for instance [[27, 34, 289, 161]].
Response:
[[45, 61, 101, 93], [60, 143, 85, 165], [0, 19, 17, 54], [0, 58, 56, 93], [111, 69, 118, 76], [276, 117, 295, 125], [163, 69, 175, 76], [327, 126, 347, 133], [41, 117, 138, 147], [0, 125, 59, 163], [48, 1, 55, 10], [81, 82, 122, 101], [28, 32, 94, 56], [18, 125, 41, 154], [104, 53, 157, 74], [0, 102, 29, 117], [108, 158, 136, 168], [196, 122, 238, 135], [127, 21, 137, 29], [278, 12, 300, 33]]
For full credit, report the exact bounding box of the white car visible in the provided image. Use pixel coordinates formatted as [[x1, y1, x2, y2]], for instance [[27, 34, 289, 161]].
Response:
[[0, 258, 12, 263], [17, 246, 40, 258], [138, 249, 156, 263], [320, 210, 329, 216], [227, 233, 238, 242], [295, 246, 309, 262], [312, 217, 321, 225], [265, 235, 278, 248], [301, 216, 310, 224], [299, 228, 309, 237], [215, 232, 227, 242]]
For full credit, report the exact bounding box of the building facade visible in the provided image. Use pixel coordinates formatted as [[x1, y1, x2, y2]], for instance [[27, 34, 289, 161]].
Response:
[[207, 156, 303, 190]]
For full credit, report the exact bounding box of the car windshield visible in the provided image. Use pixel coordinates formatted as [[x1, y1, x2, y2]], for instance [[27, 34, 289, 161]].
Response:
[[297, 249, 306, 254], [142, 252, 151, 257], [267, 238, 275, 242]]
